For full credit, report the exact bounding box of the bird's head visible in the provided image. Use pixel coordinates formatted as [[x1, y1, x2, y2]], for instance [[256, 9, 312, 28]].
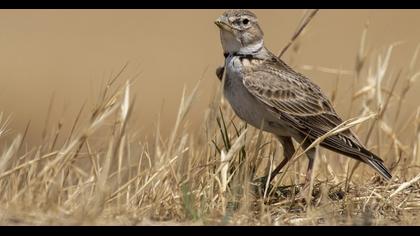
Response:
[[215, 9, 264, 55]]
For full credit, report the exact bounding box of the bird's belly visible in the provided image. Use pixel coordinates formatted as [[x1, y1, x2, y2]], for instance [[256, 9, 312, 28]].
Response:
[[223, 57, 264, 128], [223, 74, 292, 136], [224, 81, 265, 128]]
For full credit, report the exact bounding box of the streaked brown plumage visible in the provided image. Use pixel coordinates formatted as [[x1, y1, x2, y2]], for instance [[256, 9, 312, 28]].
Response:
[[215, 9, 392, 184]]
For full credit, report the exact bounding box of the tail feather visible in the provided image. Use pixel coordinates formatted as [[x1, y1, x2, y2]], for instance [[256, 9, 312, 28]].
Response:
[[362, 150, 392, 181], [320, 137, 392, 181]]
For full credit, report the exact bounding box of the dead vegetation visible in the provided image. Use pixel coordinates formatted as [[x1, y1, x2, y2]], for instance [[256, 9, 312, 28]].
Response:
[[0, 10, 419, 225]]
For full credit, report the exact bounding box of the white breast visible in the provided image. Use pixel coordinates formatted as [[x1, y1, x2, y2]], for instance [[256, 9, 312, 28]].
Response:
[[223, 56, 295, 137], [224, 57, 272, 131]]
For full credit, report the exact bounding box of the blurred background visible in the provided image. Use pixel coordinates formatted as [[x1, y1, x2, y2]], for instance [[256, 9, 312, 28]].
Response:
[[0, 9, 419, 146]]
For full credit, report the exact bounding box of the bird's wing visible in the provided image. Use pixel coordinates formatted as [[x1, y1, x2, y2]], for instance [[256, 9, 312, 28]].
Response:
[[242, 57, 347, 138], [242, 57, 388, 169]]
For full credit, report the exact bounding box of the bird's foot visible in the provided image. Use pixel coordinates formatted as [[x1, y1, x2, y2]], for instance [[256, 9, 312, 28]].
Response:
[[250, 176, 272, 198], [295, 183, 311, 201]]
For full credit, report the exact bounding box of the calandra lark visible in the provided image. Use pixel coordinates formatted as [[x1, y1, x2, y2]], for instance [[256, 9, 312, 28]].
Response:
[[214, 9, 392, 186]]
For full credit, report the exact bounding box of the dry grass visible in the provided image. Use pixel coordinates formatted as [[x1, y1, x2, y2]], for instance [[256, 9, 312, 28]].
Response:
[[0, 13, 420, 226]]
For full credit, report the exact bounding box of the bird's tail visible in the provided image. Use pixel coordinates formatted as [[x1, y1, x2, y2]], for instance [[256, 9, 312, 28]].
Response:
[[320, 136, 392, 181], [360, 148, 392, 181]]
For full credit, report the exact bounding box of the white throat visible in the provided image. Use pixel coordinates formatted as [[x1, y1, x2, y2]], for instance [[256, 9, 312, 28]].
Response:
[[238, 40, 263, 54], [220, 30, 263, 55]]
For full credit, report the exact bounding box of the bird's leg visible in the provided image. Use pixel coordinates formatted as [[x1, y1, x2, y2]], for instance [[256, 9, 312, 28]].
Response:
[[298, 146, 316, 201], [253, 136, 295, 197], [258, 136, 295, 185], [303, 148, 316, 188]]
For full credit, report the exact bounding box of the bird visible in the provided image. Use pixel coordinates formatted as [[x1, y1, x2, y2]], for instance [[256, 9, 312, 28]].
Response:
[[214, 9, 392, 187]]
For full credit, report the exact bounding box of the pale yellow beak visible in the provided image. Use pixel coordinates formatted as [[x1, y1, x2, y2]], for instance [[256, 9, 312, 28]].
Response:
[[214, 16, 232, 32]]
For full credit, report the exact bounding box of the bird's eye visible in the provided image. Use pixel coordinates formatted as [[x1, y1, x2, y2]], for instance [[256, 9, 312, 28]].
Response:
[[242, 19, 249, 25]]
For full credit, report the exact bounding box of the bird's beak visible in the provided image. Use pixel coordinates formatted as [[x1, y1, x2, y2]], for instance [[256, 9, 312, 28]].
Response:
[[214, 16, 232, 32]]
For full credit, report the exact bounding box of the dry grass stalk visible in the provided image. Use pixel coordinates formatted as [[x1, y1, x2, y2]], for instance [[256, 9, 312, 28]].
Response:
[[0, 13, 419, 225], [278, 9, 319, 58]]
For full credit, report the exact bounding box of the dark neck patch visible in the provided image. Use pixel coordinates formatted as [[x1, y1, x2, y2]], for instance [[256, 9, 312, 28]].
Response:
[[233, 53, 255, 61], [223, 46, 263, 60]]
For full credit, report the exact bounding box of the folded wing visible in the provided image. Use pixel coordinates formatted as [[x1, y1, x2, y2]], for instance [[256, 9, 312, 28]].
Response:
[[242, 56, 392, 180]]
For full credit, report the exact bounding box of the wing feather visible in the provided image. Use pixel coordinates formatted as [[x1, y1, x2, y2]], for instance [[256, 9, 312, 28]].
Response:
[[241, 55, 391, 180]]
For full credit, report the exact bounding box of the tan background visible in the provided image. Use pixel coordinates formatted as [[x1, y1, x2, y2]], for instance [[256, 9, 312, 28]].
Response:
[[0, 10, 419, 146]]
